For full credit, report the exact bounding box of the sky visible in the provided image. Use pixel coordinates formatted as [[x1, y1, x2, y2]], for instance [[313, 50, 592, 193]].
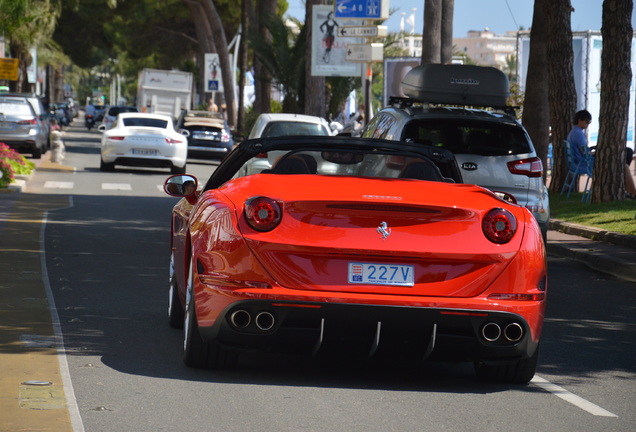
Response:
[[285, 0, 635, 38]]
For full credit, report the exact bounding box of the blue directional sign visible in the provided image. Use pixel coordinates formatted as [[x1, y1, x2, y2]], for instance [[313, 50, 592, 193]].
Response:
[[334, 0, 389, 20]]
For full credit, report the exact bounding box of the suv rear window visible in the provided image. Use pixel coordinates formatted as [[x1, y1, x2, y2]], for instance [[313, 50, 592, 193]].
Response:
[[262, 122, 329, 137], [402, 120, 532, 156]]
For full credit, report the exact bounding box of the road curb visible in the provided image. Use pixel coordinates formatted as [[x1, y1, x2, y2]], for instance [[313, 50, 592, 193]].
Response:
[[548, 219, 636, 283], [549, 219, 636, 249]]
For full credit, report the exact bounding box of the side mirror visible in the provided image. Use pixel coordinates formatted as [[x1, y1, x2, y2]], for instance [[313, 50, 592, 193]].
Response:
[[164, 174, 198, 204], [179, 129, 190, 137], [97, 124, 107, 132], [492, 191, 517, 204]]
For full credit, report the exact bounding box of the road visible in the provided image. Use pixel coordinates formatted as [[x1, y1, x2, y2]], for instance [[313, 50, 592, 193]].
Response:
[[2, 123, 635, 431]]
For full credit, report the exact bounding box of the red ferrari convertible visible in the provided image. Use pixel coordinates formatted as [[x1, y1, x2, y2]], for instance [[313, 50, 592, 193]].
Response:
[[164, 136, 547, 383]]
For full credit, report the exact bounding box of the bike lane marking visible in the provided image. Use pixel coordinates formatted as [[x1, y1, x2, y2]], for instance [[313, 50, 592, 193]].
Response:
[[532, 375, 618, 417]]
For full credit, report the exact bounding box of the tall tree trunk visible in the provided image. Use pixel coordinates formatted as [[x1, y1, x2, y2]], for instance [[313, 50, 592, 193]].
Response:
[[254, 0, 277, 113], [592, 0, 633, 202], [422, 0, 441, 64], [236, 0, 253, 135], [440, 0, 454, 64], [199, 0, 236, 128], [304, 0, 326, 117], [545, 0, 576, 194], [185, 0, 211, 108], [521, 0, 551, 181]]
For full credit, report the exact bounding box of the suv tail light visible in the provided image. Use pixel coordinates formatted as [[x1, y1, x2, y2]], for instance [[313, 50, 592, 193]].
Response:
[[507, 157, 543, 178]]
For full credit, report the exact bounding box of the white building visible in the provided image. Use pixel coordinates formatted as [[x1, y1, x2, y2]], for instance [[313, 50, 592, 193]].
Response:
[[453, 29, 517, 68]]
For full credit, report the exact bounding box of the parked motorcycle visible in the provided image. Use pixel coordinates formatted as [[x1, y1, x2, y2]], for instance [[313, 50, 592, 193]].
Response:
[[85, 114, 95, 130]]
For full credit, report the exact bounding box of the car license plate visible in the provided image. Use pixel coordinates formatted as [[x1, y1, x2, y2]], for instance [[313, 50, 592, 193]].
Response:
[[0, 121, 13, 130], [348, 263, 414, 286], [132, 148, 157, 156]]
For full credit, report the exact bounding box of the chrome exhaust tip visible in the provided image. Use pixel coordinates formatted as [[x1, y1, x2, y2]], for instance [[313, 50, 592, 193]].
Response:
[[229, 310, 251, 329], [255, 311, 275, 331], [481, 322, 501, 342], [504, 322, 523, 342]]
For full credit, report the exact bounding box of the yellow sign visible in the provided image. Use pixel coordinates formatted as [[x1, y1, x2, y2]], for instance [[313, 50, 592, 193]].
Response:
[[0, 58, 19, 81]]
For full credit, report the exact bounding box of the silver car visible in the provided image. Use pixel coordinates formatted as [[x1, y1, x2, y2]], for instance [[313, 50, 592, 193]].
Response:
[[361, 64, 550, 238], [0, 95, 48, 158]]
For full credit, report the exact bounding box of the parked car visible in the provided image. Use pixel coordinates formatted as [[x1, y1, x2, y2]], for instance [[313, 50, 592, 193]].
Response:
[[101, 105, 138, 130], [175, 110, 233, 159], [0, 94, 48, 158], [247, 113, 332, 139], [1, 92, 52, 149], [361, 64, 550, 238], [163, 135, 547, 384], [99, 112, 187, 174]]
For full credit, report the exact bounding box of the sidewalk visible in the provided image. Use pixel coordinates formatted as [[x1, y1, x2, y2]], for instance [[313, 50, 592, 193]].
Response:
[[548, 220, 636, 283]]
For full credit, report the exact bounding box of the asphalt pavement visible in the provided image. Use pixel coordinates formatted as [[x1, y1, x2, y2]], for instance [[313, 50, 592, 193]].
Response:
[[0, 150, 635, 431]]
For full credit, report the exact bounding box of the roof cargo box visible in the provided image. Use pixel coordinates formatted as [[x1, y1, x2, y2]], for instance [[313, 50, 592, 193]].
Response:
[[401, 64, 510, 108]]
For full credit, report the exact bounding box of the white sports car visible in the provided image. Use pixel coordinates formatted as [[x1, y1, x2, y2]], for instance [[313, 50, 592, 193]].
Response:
[[99, 112, 188, 173]]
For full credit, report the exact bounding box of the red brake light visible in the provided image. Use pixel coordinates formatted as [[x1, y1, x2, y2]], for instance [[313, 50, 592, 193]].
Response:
[[165, 137, 183, 144], [244, 196, 282, 232], [482, 208, 517, 244], [17, 119, 37, 125], [109, 136, 126, 141], [221, 130, 230, 142], [507, 157, 543, 178]]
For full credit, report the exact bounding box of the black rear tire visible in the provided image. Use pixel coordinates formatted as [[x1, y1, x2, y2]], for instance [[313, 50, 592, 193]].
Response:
[[171, 164, 186, 174], [100, 158, 115, 172], [183, 259, 238, 369], [474, 346, 539, 384], [168, 252, 184, 328]]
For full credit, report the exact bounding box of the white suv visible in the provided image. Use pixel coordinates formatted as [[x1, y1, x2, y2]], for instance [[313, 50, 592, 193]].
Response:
[[361, 64, 550, 238]]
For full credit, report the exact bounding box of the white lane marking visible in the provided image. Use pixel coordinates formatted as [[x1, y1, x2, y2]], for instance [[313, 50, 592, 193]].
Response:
[[44, 181, 74, 189], [102, 183, 132, 190], [157, 185, 164, 192], [41, 202, 86, 431], [532, 375, 618, 417]]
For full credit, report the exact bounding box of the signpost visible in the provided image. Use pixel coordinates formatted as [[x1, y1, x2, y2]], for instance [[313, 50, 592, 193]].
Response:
[[334, 0, 389, 20], [337, 25, 387, 38], [204, 53, 223, 92], [345, 43, 384, 62], [332, 0, 389, 126]]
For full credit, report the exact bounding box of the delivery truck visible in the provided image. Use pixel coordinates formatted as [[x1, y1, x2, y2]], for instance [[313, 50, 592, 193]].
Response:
[[137, 69, 193, 119]]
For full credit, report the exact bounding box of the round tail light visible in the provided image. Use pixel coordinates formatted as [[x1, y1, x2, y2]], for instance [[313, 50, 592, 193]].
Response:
[[244, 196, 282, 232], [482, 208, 517, 244]]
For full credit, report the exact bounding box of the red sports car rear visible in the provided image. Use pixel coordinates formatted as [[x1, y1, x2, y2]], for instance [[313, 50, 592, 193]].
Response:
[[165, 137, 547, 383]]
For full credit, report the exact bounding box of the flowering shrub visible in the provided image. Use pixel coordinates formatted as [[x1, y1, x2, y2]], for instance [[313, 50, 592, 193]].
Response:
[[0, 143, 35, 188]]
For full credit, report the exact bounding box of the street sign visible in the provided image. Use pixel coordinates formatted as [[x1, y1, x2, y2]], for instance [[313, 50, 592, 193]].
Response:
[[204, 53, 223, 92], [337, 25, 387, 38], [0, 58, 19, 81], [334, 0, 389, 20], [345, 43, 384, 62]]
